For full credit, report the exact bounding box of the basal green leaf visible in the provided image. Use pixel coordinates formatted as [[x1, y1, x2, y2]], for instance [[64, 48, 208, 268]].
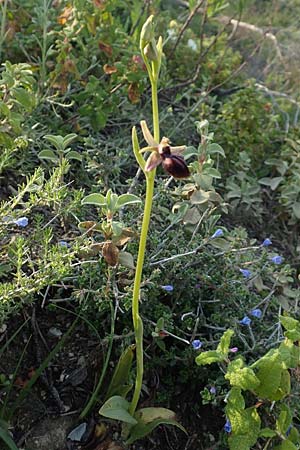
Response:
[[105, 345, 135, 400], [99, 396, 137, 425], [126, 407, 187, 444]]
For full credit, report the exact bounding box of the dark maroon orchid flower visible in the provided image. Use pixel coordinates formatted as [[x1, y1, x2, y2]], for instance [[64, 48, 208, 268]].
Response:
[[140, 121, 190, 179]]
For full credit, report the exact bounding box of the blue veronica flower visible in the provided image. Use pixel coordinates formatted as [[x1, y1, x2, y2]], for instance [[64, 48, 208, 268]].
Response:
[[271, 255, 283, 265], [251, 308, 262, 318], [59, 240, 69, 247], [239, 269, 252, 278], [161, 285, 174, 292], [262, 238, 272, 246], [191, 339, 202, 350], [240, 316, 251, 326], [209, 386, 216, 394], [211, 229, 223, 239], [14, 217, 28, 227], [224, 419, 232, 433]]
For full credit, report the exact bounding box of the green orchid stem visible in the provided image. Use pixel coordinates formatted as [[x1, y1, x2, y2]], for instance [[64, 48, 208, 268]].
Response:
[[151, 80, 160, 142], [129, 74, 159, 417]]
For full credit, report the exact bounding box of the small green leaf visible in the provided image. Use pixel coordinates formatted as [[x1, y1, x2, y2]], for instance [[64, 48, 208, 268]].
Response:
[[259, 427, 277, 438], [190, 190, 210, 205], [38, 149, 58, 161], [126, 407, 187, 445], [118, 251, 135, 269], [183, 146, 198, 159], [280, 315, 300, 333], [115, 194, 141, 209], [195, 350, 224, 365], [251, 349, 286, 400], [292, 202, 300, 219], [274, 441, 298, 450], [209, 238, 231, 251], [81, 193, 106, 207], [62, 133, 77, 148], [227, 386, 245, 410], [13, 87, 35, 110], [44, 134, 64, 151], [66, 150, 83, 161], [99, 396, 137, 425], [217, 329, 234, 356], [207, 143, 225, 157], [276, 405, 292, 436], [105, 346, 135, 400], [203, 167, 221, 179], [259, 177, 283, 190], [225, 358, 260, 391]]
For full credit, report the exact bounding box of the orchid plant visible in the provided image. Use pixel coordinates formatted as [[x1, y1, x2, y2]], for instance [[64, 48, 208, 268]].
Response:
[[99, 16, 189, 444]]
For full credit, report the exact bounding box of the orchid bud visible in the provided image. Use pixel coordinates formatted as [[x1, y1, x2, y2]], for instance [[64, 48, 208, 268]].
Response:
[[143, 41, 158, 62], [140, 15, 155, 48]]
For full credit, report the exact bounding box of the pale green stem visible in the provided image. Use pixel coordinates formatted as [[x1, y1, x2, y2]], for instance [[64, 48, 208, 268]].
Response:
[[129, 73, 159, 416], [129, 171, 155, 415], [151, 79, 160, 142]]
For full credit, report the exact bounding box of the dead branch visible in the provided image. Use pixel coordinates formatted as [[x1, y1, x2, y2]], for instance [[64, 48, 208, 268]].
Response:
[[170, 0, 205, 57], [217, 16, 284, 63]]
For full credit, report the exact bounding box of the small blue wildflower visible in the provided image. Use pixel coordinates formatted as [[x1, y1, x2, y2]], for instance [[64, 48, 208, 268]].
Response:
[[251, 308, 262, 318], [192, 339, 202, 350], [14, 217, 28, 228], [286, 424, 292, 437], [271, 255, 283, 265], [211, 229, 223, 239], [209, 386, 216, 395], [59, 240, 69, 248], [161, 285, 174, 292], [240, 316, 251, 326], [224, 419, 232, 433], [195, 283, 201, 288], [239, 269, 252, 278], [262, 238, 272, 247]]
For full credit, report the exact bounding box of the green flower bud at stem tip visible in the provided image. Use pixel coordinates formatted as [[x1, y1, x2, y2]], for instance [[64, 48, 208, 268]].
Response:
[[140, 15, 155, 48], [144, 41, 158, 61]]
